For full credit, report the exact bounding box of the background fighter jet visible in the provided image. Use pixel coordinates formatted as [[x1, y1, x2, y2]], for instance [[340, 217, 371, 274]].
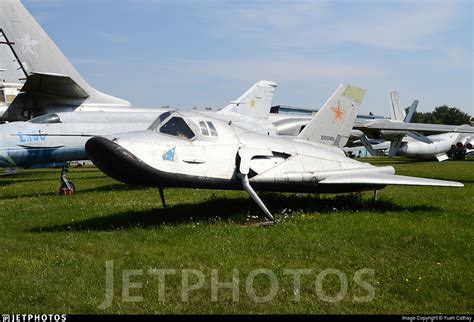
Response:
[[85, 84, 463, 224], [0, 0, 135, 121]]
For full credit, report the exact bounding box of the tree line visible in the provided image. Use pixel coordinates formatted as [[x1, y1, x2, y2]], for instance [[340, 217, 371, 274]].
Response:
[[411, 105, 472, 125]]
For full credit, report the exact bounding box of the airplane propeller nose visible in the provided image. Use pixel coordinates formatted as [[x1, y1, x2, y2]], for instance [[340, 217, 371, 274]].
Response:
[[86, 136, 156, 186]]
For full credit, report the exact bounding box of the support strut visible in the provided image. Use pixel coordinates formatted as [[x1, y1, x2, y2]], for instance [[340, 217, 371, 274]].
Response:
[[241, 174, 276, 224], [158, 187, 168, 208]]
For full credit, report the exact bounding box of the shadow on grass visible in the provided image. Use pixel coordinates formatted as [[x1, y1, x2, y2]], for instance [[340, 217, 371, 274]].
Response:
[[78, 183, 149, 193], [30, 193, 440, 232], [0, 182, 142, 200]]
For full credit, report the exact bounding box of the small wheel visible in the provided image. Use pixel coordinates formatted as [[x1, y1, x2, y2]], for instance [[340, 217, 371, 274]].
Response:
[[58, 181, 76, 196]]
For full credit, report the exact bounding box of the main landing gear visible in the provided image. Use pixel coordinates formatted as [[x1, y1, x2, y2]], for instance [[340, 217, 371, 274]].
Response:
[[58, 164, 76, 196], [241, 173, 278, 226]]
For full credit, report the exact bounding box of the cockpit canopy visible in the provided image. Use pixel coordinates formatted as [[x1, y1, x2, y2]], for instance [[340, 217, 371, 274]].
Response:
[[148, 111, 220, 140], [29, 114, 62, 124], [148, 111, 195, 140], [160, 116, 195, 140]]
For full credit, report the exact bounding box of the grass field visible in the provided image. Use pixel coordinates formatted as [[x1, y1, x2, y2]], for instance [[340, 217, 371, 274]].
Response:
[[0, 157, 472, 314]]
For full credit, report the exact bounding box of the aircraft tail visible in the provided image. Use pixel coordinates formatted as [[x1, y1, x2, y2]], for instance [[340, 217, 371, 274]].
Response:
[[297, 84, 365, 148], [389, 91, 406, 121], [0, 0, 130, 107], [219, 80, 277, 118], [404, 100, 418, 123]]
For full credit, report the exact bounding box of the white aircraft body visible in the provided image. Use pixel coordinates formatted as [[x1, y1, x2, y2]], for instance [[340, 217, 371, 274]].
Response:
[[84, 85, 463, 223], [0, 79, 280, 192], [357, 132, 472, 161]]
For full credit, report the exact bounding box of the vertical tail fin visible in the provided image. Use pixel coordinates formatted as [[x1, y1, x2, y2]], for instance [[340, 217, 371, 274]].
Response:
[[0, 0, 130, 106], [404, 100, 418, 123], [297, 84, 365, 148], [389, 91, 406, 121], [219, 80, 277, 118]]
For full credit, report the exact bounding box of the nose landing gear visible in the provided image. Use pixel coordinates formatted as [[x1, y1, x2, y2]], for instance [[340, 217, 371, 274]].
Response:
[[58, 164, 76, 195]]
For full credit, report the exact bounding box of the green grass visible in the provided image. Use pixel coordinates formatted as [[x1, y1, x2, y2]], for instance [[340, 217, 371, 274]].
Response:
[[0, 157, 473, 314]]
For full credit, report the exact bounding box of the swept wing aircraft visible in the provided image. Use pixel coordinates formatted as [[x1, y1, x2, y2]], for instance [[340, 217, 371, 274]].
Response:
[[0, 79, 278, 191], [85, 85, 463, 223]]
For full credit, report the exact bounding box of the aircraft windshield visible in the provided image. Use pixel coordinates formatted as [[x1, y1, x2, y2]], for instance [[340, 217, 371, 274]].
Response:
[[159, 117, 195, 140], [148, 111, 171, 130], [29, 114, 61, 124]]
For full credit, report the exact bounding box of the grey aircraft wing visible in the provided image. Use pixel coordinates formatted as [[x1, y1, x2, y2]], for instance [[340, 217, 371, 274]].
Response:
[[319, 172, 463, 187], [355, 120, 474, 135]]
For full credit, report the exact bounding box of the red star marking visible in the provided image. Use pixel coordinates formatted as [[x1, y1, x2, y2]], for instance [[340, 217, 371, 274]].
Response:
[[331, 103, 344, 122]]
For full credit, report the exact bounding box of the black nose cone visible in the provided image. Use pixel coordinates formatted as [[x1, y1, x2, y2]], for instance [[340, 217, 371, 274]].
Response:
[[85, 136, 156, 186]]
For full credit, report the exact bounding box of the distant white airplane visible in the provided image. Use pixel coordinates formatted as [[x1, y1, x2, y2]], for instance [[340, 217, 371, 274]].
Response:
[[348, 132, 471, 162], [84, 84, 463, 224]]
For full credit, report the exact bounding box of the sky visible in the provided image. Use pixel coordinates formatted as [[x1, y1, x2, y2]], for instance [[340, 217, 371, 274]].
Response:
[[21, 0, 473, 117]]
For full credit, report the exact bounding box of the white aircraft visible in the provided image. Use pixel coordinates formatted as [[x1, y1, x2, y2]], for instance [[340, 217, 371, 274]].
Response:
[[361, 132, 473, 161], [84, 84, 463, 224], [0, 79, 279, 192]]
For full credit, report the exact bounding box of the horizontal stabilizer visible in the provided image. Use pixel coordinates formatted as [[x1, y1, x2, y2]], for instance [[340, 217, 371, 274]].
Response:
[[22, 73, 89, 99], [319, 173, 463, 187]]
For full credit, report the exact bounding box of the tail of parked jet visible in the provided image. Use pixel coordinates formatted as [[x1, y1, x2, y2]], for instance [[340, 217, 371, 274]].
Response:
[[389, 91, 405, 121], [219, 80, 277, 118], [387, 91, 420, 157], [389, 90, 418, 123], [0, 0, 130, 120], [297, 84, 365, 148]]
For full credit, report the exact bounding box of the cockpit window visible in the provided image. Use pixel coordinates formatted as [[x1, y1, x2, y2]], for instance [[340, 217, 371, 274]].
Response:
[[29, 114, 61, 124], [198, 120, 218, 137], [148, 111, 171, 130], [199, 121, 209, 136], [207, 121, 218, 137], [159, 117, 195, 140]]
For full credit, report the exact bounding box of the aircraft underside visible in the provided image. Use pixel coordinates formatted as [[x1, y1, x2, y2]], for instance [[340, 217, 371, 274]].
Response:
[[86, 137, 386, 194]]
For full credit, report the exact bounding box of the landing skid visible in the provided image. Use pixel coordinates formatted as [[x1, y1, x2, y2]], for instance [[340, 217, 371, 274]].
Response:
[[58, 164, 75, 196]]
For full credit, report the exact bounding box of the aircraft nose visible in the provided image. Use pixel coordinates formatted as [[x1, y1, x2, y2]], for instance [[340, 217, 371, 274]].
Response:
[[85, 136, 156, 186]]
